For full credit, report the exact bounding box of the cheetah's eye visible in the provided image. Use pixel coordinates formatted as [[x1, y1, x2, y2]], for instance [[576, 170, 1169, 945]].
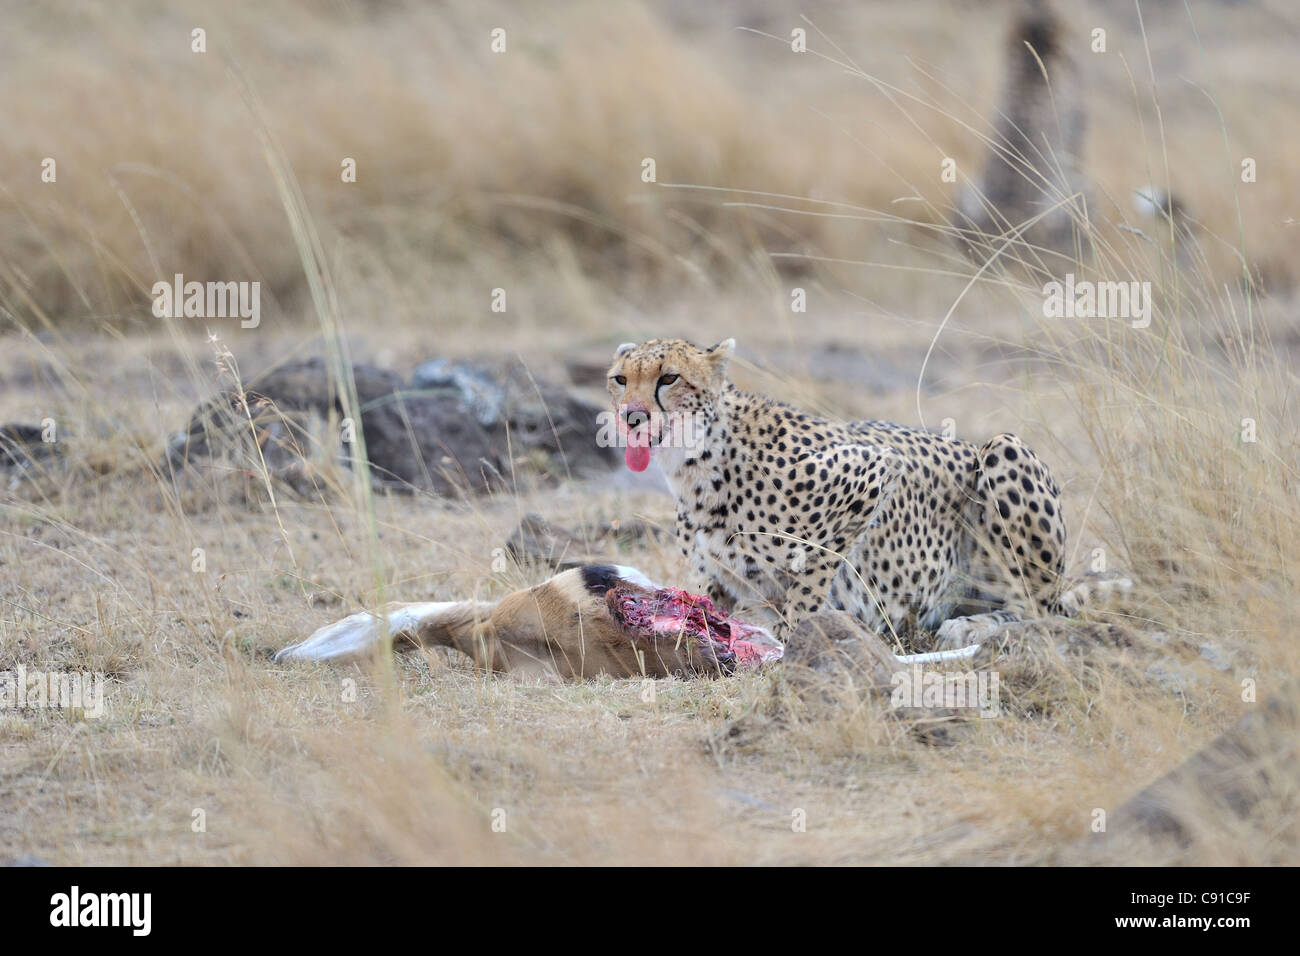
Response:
[[658, 374, 679, 387], [612, 375, 627, 386]]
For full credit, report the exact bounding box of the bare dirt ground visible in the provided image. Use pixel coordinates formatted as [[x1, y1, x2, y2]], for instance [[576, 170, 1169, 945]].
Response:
[[1, 0, 1297, 864]]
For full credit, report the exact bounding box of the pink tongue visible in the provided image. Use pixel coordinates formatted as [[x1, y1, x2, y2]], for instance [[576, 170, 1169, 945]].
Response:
[[625, 442, 651, 472]]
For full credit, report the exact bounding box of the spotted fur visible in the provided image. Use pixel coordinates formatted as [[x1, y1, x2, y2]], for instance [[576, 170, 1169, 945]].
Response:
[[607, 338, 1109, 644]]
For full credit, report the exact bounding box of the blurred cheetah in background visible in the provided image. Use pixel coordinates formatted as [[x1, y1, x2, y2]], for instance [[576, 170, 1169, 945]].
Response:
[[960, 0, 1092, 266]]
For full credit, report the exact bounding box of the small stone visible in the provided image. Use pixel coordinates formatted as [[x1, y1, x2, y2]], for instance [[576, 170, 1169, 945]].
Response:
[[1198, 641, 1233, 672]]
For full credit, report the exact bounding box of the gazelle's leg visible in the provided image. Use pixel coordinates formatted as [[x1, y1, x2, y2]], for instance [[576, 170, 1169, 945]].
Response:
[[274, 601, 493, 664]]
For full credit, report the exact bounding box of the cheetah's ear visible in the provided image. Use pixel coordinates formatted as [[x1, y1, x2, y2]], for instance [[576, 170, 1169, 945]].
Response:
[[614, 342, 637, 358], [704, 338, 735, 378], [705, 338, 735, 363]]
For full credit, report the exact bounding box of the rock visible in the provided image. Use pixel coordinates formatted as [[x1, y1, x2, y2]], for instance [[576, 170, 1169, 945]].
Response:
[[504, 514, 671, 573], [166, 358, 406, 483], [715, 788, 780, 812], [0, 424, 60, 473], [168, 357, 619, 495], [781, 608, 899, 686], [597, 517, 669, 546], [1198, 641, 1234, 672], [1144, 661, 1193, 694], [506, 514, 607, 570], [308, 590, 342, 608], [411, 359, 505, 427]]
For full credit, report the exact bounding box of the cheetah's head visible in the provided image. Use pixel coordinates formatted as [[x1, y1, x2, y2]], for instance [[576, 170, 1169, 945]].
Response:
[[606, 338, 734, 472]]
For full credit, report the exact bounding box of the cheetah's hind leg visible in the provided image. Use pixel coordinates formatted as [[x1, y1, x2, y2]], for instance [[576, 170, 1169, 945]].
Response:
[[933, 570, 1135, 651], [931, 433, 1071, 652], [1057, 569, 1134, 615], [934, 610, 1022, 650]]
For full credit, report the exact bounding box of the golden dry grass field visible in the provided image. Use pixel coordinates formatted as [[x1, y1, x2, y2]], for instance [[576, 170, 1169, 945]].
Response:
[[0, 0, 1297, 865]]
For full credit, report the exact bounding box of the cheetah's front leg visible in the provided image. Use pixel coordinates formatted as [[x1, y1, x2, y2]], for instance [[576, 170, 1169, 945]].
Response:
[[682, 532, 736, 610], [773, 552, 841, 637]]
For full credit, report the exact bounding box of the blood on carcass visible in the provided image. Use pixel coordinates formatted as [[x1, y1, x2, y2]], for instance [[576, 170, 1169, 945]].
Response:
[[606, 584, 783, 674]]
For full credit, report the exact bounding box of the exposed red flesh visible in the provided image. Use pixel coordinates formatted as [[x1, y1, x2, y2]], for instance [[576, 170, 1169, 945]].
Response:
[[606, 585, 783, 673]]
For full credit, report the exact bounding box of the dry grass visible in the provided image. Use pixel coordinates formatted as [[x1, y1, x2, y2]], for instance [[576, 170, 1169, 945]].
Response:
[[1, 0, 1297, 865]]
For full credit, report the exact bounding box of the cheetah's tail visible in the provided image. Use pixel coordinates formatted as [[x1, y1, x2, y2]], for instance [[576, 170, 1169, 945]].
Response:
[[1057, 570, 1134, 616]]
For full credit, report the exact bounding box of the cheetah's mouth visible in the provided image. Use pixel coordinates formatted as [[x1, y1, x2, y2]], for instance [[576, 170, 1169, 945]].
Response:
[[623, 424, 660, 472]]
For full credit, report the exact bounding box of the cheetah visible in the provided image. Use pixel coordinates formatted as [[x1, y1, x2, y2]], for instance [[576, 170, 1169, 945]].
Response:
[[608, 338, 1125, 649], [960, 0, 1091, 266]]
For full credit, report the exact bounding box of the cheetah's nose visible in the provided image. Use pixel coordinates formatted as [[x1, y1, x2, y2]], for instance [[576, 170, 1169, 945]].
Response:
[[625, 409, 649, 430]]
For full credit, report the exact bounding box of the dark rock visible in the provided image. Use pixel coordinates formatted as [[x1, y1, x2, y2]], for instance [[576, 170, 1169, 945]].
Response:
[[0, 423, 60, 473], [782, 608, 898, 684], [168, 357, 619, 496], [411, 359, 505, 426]]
